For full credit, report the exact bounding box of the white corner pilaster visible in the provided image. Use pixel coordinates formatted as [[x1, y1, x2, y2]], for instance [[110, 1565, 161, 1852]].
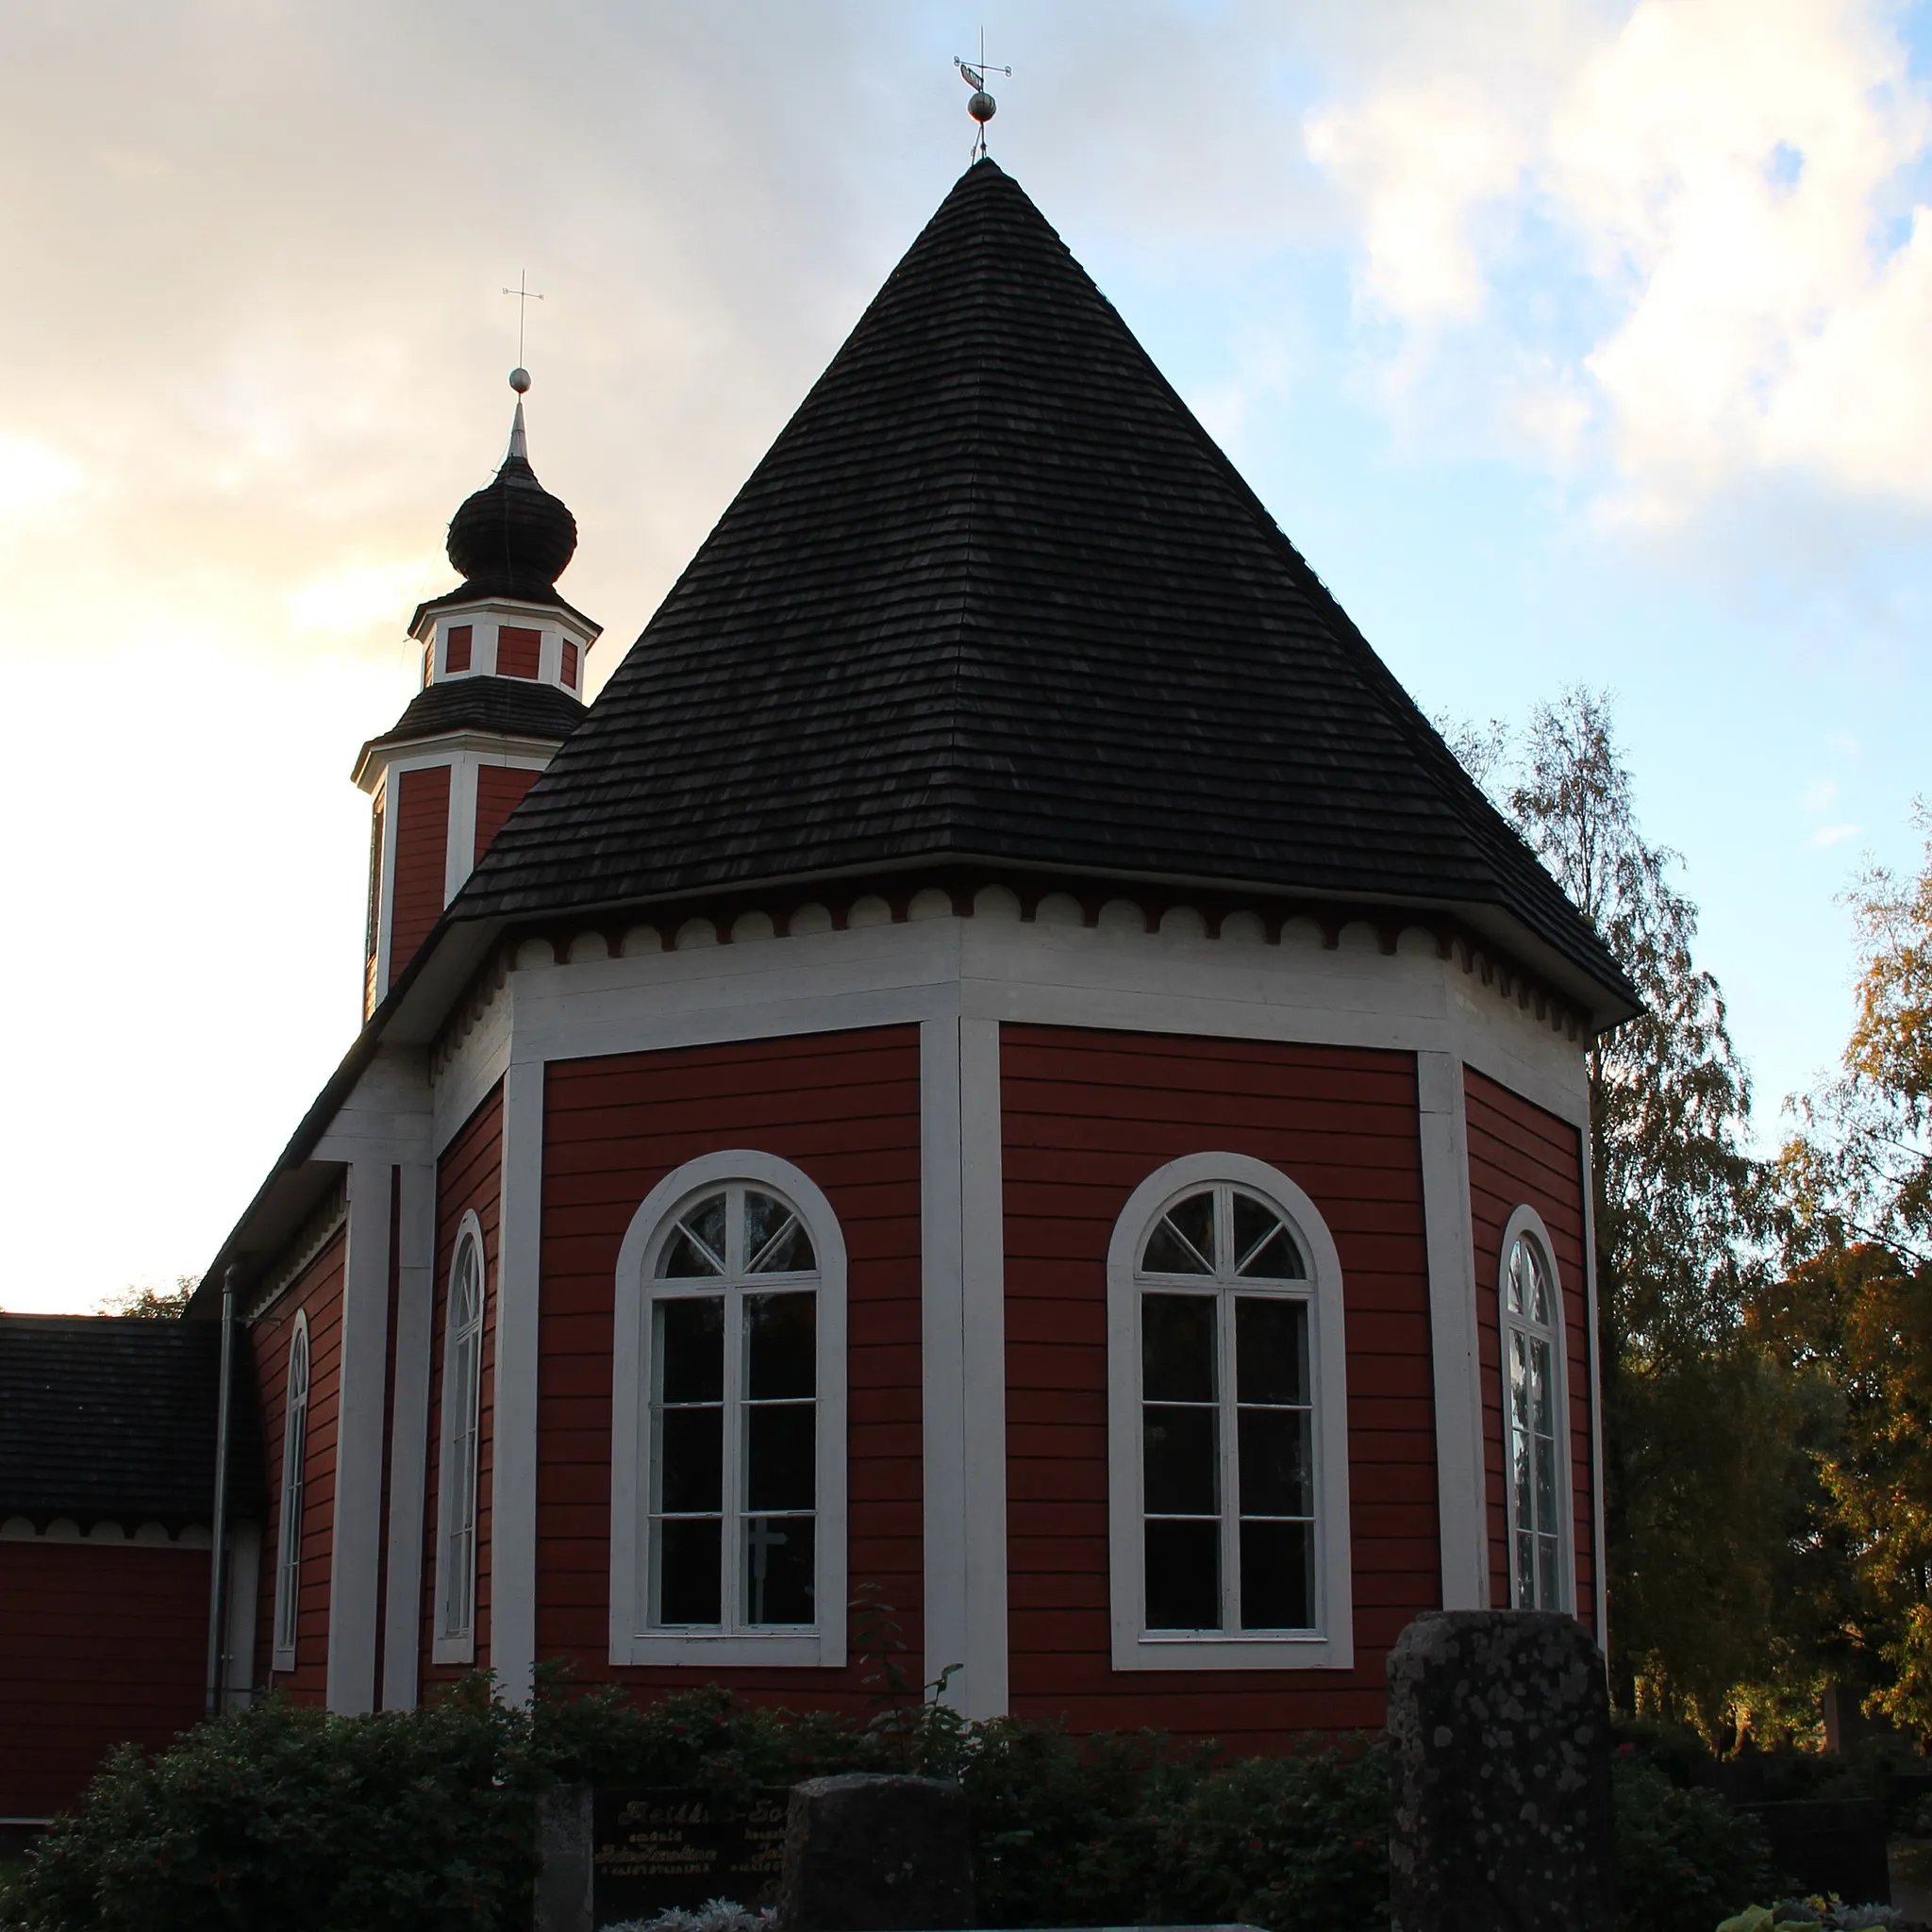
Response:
[[444, 756, 479, 906], [920, 1016, 969, 1705], [380, 1160, 437, 1709], [492, 1059, 546, 1703], [1578, 1123, 1610, 1650], [957, 1017, 1009, 1716], [223, 1521, 261, 1710], [326, 1160, 392, 1714], [1417, 1052, 1488, 1610]]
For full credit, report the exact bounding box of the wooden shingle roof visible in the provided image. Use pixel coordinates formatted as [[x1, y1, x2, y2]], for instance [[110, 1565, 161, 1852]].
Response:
[[0, 1315, 262, 1531], [445, 158, 1633, 1015]]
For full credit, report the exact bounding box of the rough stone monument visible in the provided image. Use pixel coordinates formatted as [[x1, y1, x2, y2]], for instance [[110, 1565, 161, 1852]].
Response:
[[1388, 1610, 1618, 1932], [776, 1773, 974, 1932]]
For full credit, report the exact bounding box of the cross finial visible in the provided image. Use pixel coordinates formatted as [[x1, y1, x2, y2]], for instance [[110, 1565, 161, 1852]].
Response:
[[954, 28, 1011, 162], [500, 270, 544, 384]]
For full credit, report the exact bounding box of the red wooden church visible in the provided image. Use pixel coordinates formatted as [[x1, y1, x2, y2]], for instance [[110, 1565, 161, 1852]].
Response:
[[0, 159, 1636, 1824]]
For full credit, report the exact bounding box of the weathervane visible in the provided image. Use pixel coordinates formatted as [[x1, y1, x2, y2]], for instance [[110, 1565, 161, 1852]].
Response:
[[954, 30, 1011, 161], [501, 270, 544, 392]]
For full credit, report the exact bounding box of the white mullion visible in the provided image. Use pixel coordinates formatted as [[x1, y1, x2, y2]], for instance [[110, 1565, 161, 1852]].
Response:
[[1216, 1186, 1241, 1634], [723, 1187, 745, 1634], [1305, 1281, 1323, 1634]]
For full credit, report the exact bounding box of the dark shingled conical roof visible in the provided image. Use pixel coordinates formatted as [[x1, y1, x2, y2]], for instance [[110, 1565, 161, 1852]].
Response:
[[452, 160, 1634, 1017], [444, 401, 578, 599]]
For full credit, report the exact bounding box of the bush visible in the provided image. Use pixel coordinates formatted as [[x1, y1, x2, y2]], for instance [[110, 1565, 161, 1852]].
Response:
[[0, 1680, 1773, 1932], [1612, 1751, 1774, 1932], [0, 1682, 538, 1932]]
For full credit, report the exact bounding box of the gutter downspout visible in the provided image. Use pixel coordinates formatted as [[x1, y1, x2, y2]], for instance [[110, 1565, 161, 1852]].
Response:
[[204, 1265, 238, 1719]]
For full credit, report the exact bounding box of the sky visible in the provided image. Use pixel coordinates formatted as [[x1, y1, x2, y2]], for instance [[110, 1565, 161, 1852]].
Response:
[[3, 0, 1930, 1312]]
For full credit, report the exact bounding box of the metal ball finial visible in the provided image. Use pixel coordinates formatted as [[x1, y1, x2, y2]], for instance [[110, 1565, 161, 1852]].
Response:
[[968, 89, 996, 125], [509, 366, 532, 393]]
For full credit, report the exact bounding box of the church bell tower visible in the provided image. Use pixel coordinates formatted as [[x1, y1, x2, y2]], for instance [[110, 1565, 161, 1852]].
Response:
[[353, 374, 599, 1015]]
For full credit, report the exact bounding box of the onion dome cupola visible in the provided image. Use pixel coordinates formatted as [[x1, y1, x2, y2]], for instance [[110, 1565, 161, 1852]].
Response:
[[351, 374, 602, 1018]]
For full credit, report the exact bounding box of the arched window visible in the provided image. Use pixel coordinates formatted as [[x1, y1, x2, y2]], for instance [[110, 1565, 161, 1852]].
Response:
[[1499, 1209, 1570, 1610], [433, 1216, 487, 1661], [1107, 1153, 1353, 1672], [608, 1151, 848, 1668], [271, 1310, 309, 1673]]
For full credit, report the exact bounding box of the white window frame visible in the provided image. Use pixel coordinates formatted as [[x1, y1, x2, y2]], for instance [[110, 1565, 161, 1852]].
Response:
[[432, 1211, 488, 1664], [1108, 1152, 1354, 1672], [609, 1149, 849, 1668], [271, 1309, 310, 1674], [1498, 1205, 1574, 1612]]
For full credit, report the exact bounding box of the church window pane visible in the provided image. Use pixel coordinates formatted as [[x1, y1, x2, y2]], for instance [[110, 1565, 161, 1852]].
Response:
[[435, 1228, 487, 1651], [646, 1184, 821, 1633], [1502, 1229, 1566, 1610], [1135, 1186, 1319, 1634], [272, 1313, 309, 1669]]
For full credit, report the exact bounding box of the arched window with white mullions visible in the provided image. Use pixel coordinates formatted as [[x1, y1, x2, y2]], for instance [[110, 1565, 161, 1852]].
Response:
[[608, 1151, 848, 1669], [433, 1214, 487, 1663], [1498, 1207, 1571, 1611], [271, 1310, 310, 1673], [1107, 1153, 1354, 1672]]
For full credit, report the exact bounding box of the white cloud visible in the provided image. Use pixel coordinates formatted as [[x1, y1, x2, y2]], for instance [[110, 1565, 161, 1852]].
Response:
[[1303, 0, 1932, 523], [1802, 777, 1840, 811], [1807, 821, 1863, 849]]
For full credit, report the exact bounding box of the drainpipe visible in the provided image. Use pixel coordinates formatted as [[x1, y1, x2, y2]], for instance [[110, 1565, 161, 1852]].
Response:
[[204, 1265, 238, 1720]]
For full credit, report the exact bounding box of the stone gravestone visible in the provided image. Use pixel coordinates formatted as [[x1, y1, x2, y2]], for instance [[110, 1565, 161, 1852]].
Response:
[[532, 1786, 791, 1932], [777, 1774, 974, 1932], [1387, 1610, 1618, 1932]]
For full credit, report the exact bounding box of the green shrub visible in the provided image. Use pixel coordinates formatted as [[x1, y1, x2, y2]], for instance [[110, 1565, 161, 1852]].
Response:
[[0, 1679, 1774, 1932], [0, 1682, 538, 1932], [1612, 1750, 1774, 1932]]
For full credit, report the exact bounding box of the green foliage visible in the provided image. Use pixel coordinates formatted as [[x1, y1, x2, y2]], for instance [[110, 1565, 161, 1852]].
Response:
[[1611, 1753, 1772, 1932], [1, 1675, 1790, 1932], [0, 1683, 539, 1932], [1476, 691, 1785, 1733]]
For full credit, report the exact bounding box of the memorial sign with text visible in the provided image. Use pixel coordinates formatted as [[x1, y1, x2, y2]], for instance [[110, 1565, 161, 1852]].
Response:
[[591, 1787, 790, 1924]]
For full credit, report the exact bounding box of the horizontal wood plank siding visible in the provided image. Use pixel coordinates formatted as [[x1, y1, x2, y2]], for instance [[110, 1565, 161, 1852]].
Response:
[[389, 764, 451, 974], [1001, 1024, 1436, 1744], [1464, 1068, 1595, 1630], [497, 625, 541, 679], [538, 1026, 922, 1711], [0, 1541, 209, 1817], [252, 1229, 345, 1703], [474, 766, 539, 866], [422, 1082, 504, 1687]]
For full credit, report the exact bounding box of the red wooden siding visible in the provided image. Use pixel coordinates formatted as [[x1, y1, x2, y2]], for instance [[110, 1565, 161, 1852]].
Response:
[[497, 625, 541, 679], [1464, 1068, 1596, 1631], [446, 624, 473, 674], [560, 639, 580, 690], [389, 765, 451, 973], [252, 1228, 346, 1703], [0, 1541, 209, 1817], [1000, 1025, 1436, 1745], [475, 765, 539, 865], [422, 1083, 504, 1689], [537, 1027, 923, 1711]]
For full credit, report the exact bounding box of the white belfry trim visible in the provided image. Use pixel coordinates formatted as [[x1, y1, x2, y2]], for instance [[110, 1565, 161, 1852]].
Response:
[[381, 1160, 437, 1709], [491, 1060, 546, 1703], [1417, 1052, 1488, 1610], [920, 1016, 969, 1707], [957, 1017, 1009, 1716], [326, 1161, 392, 1715], [444, 759, 479, 907]]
